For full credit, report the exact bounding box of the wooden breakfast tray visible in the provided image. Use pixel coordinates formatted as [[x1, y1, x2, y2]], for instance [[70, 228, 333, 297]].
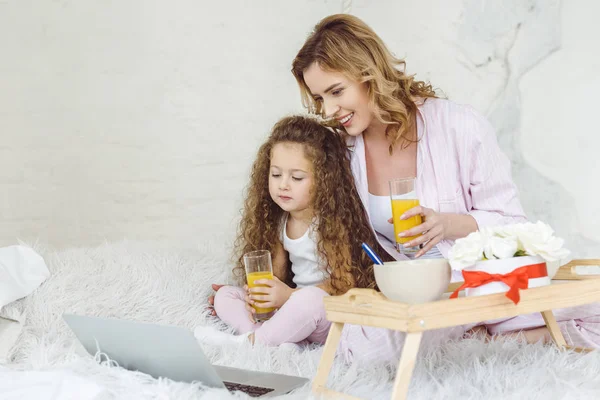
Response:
[[312, 259, 600, 400]]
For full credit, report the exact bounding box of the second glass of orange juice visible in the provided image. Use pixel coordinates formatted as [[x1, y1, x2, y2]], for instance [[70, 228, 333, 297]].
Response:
[[389, 178, 423, 254], [243, 250, 275, 321]]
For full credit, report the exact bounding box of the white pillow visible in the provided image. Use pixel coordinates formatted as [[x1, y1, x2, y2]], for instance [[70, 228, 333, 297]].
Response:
[[0, 245, 50, 311]]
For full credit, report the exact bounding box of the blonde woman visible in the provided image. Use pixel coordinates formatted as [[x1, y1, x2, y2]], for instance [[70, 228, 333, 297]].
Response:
[[286, 14, 600, 363], [209, 14, 599, 363]]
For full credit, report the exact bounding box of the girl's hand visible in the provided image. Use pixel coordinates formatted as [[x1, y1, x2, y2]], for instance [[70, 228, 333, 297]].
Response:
[[396, 205, 449, 258], [207, 284, 224, 317], [243, 285, 257, 323], [248, 276, 295, 309]]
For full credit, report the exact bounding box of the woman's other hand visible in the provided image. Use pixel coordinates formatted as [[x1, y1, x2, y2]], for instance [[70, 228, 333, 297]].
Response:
[[396, 205, 449, 258]]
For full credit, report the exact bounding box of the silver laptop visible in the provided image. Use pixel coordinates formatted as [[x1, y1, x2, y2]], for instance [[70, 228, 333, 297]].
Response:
[[63, 314, 308, 397]]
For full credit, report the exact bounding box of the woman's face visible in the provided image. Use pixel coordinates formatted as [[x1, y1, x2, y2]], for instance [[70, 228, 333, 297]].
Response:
[[303, 62, 374, 136]]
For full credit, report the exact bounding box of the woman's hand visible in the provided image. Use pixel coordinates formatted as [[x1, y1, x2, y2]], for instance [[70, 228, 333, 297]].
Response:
[[388, 206, 478, 257], [396, 205, 449, 258], [247, 276, 295, 309], [207, 284, 224, 317]]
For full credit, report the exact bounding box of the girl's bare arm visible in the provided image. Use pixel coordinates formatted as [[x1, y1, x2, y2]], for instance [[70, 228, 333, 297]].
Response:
[[272, 241, 291, 284]]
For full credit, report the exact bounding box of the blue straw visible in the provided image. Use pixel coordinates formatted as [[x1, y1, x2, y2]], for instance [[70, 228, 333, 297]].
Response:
[[361, 242, 384, 265]]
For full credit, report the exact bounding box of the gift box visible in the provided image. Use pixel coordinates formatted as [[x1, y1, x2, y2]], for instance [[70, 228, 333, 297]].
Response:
[[448, 222, 569, 304], [453, 255, 551, 304]]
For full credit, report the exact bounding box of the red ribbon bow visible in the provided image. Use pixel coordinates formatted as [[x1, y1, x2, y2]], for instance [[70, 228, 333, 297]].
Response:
[[449, 263, 547, 305]]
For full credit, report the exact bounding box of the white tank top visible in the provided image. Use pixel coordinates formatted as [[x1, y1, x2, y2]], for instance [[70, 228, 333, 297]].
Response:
[[368, 193, 444, 260], [281, 214, 329, 288]]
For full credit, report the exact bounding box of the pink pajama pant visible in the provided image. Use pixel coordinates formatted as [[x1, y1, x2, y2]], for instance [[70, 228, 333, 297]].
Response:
[[337, 303, 600, 363], [214, 285, 331, 346]]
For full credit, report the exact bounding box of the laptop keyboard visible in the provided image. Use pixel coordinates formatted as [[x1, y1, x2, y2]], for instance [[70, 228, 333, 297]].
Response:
[[223, 381, 275, 397]]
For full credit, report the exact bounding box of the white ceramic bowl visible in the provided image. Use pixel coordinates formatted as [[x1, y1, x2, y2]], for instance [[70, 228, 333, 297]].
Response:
[[374, 259, 451, 303]]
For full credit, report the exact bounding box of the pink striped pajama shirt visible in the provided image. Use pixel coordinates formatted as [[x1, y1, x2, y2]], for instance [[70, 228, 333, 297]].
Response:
[[338, 98, 600, 363]]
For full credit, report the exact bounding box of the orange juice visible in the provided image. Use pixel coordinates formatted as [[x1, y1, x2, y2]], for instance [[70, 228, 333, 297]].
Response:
[[391, 198, 422, 244], [246, 271, 276, 315]]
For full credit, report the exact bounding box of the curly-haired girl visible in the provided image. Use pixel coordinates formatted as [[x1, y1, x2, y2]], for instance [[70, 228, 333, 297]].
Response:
[[195, 115, 389, 347]]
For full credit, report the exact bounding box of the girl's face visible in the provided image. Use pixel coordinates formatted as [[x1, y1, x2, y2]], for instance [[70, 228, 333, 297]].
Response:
[[303, 62, 374, 136], [268, 142, 314, 215]]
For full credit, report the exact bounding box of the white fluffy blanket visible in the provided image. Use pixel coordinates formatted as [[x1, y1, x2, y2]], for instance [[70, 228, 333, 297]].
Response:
[[2, 241, 600, 399]]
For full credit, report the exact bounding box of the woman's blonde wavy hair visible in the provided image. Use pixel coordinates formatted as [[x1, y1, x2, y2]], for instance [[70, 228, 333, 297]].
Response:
[[232, 115, 391, 295], [292, 14, 438, 152]]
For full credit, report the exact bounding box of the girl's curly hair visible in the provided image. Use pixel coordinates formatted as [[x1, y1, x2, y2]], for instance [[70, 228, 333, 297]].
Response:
[[292, 14, 438, 153], [233, 115, 390, 295]]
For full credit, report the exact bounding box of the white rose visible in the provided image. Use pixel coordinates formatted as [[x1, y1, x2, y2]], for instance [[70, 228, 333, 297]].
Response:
[[515, 221, 552, 248], [484, 224, 520, 239], [483, 236, 518, 260], [523, 236, 570, 262], [448, 231, 486, 270], [515, 221, 570, 261]]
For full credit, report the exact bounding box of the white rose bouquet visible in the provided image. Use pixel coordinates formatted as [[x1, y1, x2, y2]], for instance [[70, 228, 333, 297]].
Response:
[[448, 221, 570, 271]]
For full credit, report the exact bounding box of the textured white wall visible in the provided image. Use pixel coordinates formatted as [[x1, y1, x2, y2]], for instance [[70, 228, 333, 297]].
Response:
[[519, 0, 600, 257], [1, 1, 597, 257], [0, 0, 340, 251]]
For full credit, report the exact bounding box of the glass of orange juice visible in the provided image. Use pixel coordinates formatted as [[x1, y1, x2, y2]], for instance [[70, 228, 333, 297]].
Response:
[[243, 250, 275, 322], [389, 178, 423, 254]]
